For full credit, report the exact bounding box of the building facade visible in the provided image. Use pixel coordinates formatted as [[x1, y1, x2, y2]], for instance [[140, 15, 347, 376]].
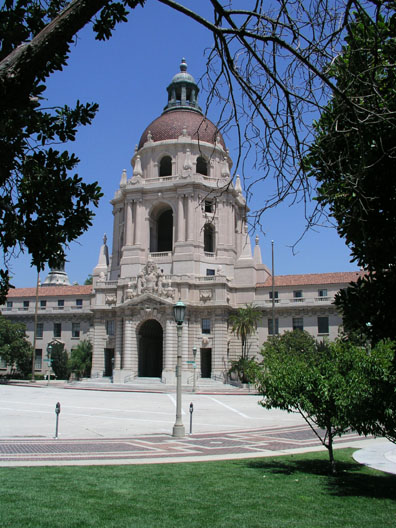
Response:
[[0, 60, 362, 383]]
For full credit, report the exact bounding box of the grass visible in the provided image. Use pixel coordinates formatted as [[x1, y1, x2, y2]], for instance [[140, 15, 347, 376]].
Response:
[[1, 449, 396, 527]]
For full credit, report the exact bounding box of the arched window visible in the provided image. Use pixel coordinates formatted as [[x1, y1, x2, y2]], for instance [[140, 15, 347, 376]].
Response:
[[150, 206, 173, 252], [196, 156, 208, 176], [159, 156, 172, 177], [204, 223, 215, 253]]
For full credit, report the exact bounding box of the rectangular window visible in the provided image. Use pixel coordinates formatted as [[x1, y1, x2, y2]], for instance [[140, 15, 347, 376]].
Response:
[[40, 300, 47, 309], [6, 301, 12, 310], [57, 299, 64, 309], [269, 291, 279, 302], [53, 323, 61, 338], [23, 300, 29, 310], [106, 320, 115, 336], [204, 200, 213, 213], [318, 316, 329, 334], [201, 318, 211, 334], [36, 323, 43, 339], [0, 356, 7, 369], [292, 291, 304, 303], [76, 299, 83, 309], [72, 322, 80, 338], [293, 317, 304, 331], [268, 318, 279, 335], [35, 350, 42, 371], [206, 269, 215, 276], [318, 289, 328, 297]]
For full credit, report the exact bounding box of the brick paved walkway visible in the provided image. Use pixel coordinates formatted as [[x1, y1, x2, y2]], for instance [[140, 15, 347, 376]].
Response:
[[0, 423, 365, 467]]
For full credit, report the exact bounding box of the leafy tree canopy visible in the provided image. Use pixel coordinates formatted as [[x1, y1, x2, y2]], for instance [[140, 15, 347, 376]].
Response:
[[304, 7, 396, 341], [253, 331, 360, 473], [0, 314, 32, 376], [68, 339, 92, 378], [338, 338, 396, 444], [0, 0, 145, 303], [229, 303, 261, 360], [49, 340, 69, 379], [1, 0, 394, 308]]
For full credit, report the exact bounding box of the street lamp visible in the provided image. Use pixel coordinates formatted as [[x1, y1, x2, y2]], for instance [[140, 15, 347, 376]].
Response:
[[172, 300, 186, 437], [46, 343, 53, 386], [192, 346, 197, 393]]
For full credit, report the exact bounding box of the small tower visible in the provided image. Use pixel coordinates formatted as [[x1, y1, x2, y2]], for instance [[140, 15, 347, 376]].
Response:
[[42, 263, 71, 286]]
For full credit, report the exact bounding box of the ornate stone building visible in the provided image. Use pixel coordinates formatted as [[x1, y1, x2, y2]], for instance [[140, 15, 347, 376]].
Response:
[[0, 60, 362, 383], [90, 59, 271, 384]]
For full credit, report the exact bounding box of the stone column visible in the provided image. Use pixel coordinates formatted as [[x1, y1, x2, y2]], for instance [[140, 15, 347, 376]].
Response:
[[130, 320, 139, 374], [123, 318, 134, 371], [213, 313, 228, 375], [125, 201, 133, 246], [182, 320, 188, 368], [115, 317, 123, 369], [164, 319, 174, 370], [177, 195, 184, 242], [187, 194, 194, 241], [134, 201, 142, 246], [91, 318, 106, 376], [228, 202, 234, 247]]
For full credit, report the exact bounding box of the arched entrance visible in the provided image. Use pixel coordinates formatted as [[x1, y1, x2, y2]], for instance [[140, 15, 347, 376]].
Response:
[[138, 319, 163, 377]]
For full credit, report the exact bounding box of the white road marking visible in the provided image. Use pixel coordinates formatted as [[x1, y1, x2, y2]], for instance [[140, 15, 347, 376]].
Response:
[[166, 394, 186, 415], [206, 396, 250, 418]]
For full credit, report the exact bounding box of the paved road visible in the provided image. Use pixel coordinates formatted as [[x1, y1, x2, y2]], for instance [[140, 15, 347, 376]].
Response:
[[0, 383, 392, 470]]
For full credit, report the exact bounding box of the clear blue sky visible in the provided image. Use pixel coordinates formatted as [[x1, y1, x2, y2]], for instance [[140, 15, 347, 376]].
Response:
[[8, 0, 358, 288]]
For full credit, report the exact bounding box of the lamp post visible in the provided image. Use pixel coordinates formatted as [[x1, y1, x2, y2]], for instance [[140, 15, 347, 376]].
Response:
[[46, 343, 53, 386], [172, 300, 186, 438], [192, 346, 197, 393]]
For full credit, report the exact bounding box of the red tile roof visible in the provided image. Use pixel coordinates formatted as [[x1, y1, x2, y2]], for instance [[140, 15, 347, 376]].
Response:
[[138, 109, 226, 149], [6, 285, 93, 298], [257, 271, 365, 288]]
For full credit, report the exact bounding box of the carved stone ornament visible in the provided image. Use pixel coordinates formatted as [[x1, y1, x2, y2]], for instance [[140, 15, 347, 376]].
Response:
[[200, 289, 213, 302], [105, 294, 116, 305], [124, 260, 175, 301]]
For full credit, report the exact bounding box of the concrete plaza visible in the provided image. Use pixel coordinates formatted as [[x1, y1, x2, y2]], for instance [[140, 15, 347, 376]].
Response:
[[0, 382, 395, 472], [0, 382, 310, 439]]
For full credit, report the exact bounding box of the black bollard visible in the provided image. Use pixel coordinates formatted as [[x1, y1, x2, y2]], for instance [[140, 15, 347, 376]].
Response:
[[54, 402, 61, 439], [189, 402, 194, 434]]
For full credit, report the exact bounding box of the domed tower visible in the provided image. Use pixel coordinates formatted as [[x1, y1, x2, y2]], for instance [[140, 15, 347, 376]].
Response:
[[91, 60, 269, 384], [107, 58, 243, 280]]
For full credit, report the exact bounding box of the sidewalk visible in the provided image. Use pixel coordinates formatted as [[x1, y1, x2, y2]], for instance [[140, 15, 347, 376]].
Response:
[[0, 424, 383, 468]]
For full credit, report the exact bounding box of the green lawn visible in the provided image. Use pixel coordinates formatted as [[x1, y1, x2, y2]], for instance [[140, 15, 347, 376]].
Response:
[[1, 449, 395, 528]]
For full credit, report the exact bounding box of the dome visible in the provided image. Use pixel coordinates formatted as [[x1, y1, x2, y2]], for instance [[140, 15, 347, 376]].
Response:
[[138, 109, 226, 150], [138, 59, 226, 150]]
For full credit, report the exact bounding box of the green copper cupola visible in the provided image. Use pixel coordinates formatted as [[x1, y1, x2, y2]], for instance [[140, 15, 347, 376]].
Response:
[[163, 58, 202, 114]]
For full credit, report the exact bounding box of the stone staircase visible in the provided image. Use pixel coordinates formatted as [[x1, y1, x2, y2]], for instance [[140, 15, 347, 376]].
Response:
[[69, 376, 255, 394]]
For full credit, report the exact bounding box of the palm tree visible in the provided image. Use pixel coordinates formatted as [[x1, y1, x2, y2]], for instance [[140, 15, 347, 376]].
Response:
[[229, 304, 262, 359]]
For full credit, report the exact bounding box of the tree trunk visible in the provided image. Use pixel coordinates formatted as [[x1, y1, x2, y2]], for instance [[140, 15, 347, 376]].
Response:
[[0, 1, 108, 92], [326, 427, 337, 475]]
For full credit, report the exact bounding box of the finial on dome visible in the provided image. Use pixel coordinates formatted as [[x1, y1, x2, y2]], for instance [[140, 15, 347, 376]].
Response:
[[180, 58, 187, 72], [163, 58, 202, 114]]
